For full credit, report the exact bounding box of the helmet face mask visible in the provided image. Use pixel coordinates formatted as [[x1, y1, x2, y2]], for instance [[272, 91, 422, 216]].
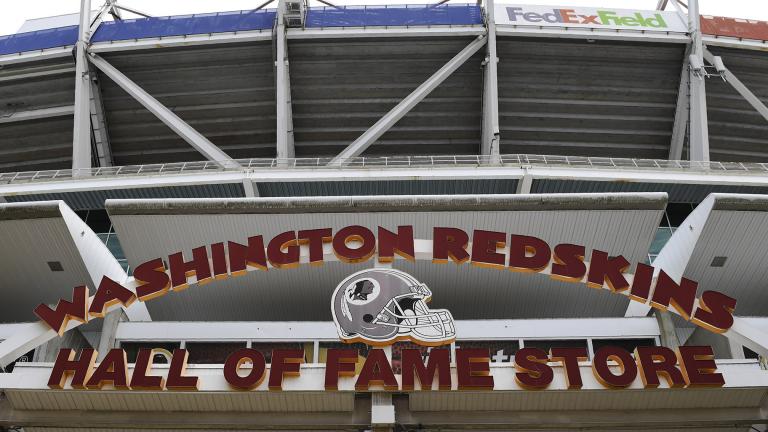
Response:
[[331, 268, 455, 346]]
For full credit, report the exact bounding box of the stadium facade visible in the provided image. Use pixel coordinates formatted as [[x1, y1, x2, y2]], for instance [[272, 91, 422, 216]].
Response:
[[0, 0, 767, 430]]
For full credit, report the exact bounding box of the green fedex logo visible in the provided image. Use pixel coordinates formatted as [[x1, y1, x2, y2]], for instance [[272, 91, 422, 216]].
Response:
[[506, 7, 668, 28]]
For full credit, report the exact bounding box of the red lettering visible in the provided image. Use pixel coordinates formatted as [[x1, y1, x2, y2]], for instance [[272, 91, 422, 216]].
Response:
[[268, 349, 304, 390], [456, 348, 494, 390], [228, 236, 268, 274], [471, 230, 507, 269], [635, 346, 686, 388], [514, 347, 553, 389], [651, 271, 697, 320], [508, 235, 550, 273], [692, 291, 737, 333], [48, 348, 97, 389], [401, 349, 451, 391], [550, 244, 586, 283], [378, 226, 415, 263], [550, 347, 587, 389], [592, 346, 637, 388], [677, 346, 724, 387], [297, 228, 332, 265], [267, 231, 300, 269], [133, 258, 171, 302], [88, 276, 136, 318], [224, 348, 267, 390], [432, 227, 470, 264], [169, 246, 212, 290], [324, 349, 358, 390], [85, 349, 129, 390], [587, 250, 630, 291], [130, 348, 164, 390], [166, 349, 199, 390], [333, 226, 376, 264], [356, 349, 398, 391], [35, 285, 89, 335]]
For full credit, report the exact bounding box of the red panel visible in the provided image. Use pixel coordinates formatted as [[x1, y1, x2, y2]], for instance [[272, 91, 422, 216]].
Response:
[[701, 15, 768, 41]]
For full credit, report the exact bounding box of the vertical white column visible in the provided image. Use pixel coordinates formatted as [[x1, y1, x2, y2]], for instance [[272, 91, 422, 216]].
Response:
[[481, 0, 500, 159], [72, 0, 93, 171], [276, 0, 295, 161]]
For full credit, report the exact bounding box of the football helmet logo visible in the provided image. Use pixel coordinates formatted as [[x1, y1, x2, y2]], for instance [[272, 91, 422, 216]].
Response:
[[331, 268, 455, 346]]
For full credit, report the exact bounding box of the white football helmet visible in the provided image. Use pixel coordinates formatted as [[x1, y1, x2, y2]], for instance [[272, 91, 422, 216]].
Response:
[[331, 268, 455, 346]]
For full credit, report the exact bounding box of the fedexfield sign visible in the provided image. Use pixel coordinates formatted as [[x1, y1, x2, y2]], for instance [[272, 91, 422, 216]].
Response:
[[36, 225, 734, 391], [495, 4, 688, 33]]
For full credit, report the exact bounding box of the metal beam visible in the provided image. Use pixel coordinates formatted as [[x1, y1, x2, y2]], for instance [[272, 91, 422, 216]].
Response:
[[72, 0, 93, 170], [329, 35, 488, 164], [669, 45, 690, 160], [0, 106, 74, 124], [276, 0, 295, 160], [481, 0, 500, 158], [704, 49, 768, 124], [88, 53, 240, 168], [687, 0, 709, 162], [88, 63, 113, 167]]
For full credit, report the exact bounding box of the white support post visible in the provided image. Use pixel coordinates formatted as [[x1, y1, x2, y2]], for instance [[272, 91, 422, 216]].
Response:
[[276, 0, 295, 161], [481, 0, 500, 159], [703, 49, 768, 124], [516, 169, 532, 194], [329, 35, 488, 164], [688, 0, 710, 162], [669, 46, 690, 160], [72, 0, 93, 171], [88, 54, 240, 169]]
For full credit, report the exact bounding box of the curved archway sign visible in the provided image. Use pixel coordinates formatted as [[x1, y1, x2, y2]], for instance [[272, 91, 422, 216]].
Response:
[[37, 225, 735, 391]]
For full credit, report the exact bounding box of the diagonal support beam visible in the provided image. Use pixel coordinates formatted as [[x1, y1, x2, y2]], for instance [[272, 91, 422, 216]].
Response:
[[481, 0, 500, 158], [276, 0, 295, 160], [88, 53, 240, 168], [669, 45, 691, 160], [704, 49, 768, 124], [329, 35, 488, 165]]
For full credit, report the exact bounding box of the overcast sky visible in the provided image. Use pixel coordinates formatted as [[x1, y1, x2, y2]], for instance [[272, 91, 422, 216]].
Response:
[[1, 0, 766, 36]]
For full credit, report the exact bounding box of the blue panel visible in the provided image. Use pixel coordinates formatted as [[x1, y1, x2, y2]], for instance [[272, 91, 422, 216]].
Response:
[[306, 4, 483, 28], [91, 9, 276, 42], [0, 26, 78, 56]]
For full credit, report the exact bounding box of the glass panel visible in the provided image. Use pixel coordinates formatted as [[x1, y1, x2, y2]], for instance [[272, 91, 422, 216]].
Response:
[[186, 342, 247, 364], [456, 340, 520, 364], [649, 227, 673, 255], [121, 342, 181, 364], [105, 234, 126, 261], [592, 338, 656, 355]]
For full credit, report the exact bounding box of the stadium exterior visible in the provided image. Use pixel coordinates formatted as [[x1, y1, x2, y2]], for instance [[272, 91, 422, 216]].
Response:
[[0, 0, 767, 430]]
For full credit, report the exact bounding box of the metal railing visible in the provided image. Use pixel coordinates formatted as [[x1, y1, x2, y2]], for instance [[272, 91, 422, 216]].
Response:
[[1, 154, 768, 185]]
